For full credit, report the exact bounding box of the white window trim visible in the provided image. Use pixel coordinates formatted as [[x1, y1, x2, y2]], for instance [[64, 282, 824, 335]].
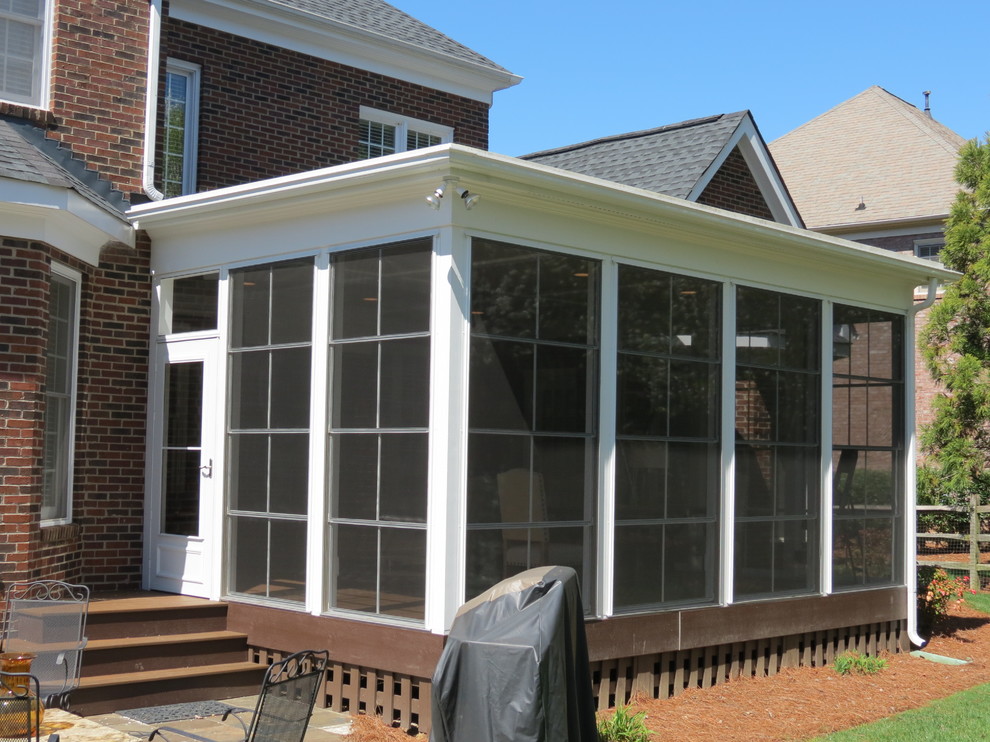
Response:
[[358, 106, 453, 153], [0, 0, 53, 109], [163, 58, 201, 197], [42, 262, 81, 526]]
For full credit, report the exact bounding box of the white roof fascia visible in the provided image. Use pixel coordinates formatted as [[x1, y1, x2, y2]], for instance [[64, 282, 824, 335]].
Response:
[[130, 144, 957, 290], [819, 214, 950, 238], [169, 0, 521, 104], [0, 178, 135, 263], [686, 114, 803, 227]]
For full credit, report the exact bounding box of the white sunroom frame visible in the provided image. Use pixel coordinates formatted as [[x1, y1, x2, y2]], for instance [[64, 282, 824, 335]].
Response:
[[130, 144, 957, 641]]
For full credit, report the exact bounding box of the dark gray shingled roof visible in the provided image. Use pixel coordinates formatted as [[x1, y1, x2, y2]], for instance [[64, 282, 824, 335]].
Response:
[[0, 116, 128, 218], [267, 0, 511, 74], [521, 112, 750, 198]]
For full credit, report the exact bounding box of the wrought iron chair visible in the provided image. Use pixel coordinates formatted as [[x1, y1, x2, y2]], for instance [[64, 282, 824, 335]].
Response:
[[1, 580, 90, 710], [0, 670, 61, 741], [146, 649, 329, 742]]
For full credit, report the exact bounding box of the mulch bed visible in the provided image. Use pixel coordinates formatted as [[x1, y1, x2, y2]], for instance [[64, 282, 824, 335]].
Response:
[[348, 603, 990, 741]]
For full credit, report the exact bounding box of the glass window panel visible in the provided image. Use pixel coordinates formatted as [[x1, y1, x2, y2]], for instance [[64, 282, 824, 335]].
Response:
[[332, 343, 378, 429], [668, 360, 718, 438], [777, 371, 819, 443], [535, 345, 591, 433], [862, 519, 895, 583], [618, 265, 671, 354], [533, 436, 592, 522], [380, 433, 428, 523], [538, 253, 598, 344], [162, 449, 200, 536], [866, 384, 894, 447], [832, 518, 864, 589], [469, 337, 533, 431], [332, 434, 378, 520], [169, 274, 219, 333], [864, 450, 896, 512], [380, 528, 426, 620], [332, 249, 380, 339], [465, 529, 507, 600], [773, 519, 815, 593], [230, 517, 269, 596], [613, 524, 663, 609], [380, 241, 431, 335], [269, 346, 311, 429], [616, 354, 668, 437], [615, 440, 667, 520], [229, 350, 269, 429], [334, 524, 378, 612], [229, 267, 271, 348], [666, 442, 718, 519], [735, 287, 780, 366], [470, 240, 537, 339], [774, 447, 819, 517], [735, 444, 774, 517], [270, 433, 309, 515], [831, 383, 851, 446], [228, 434, 269, 512], [848, 384, 868, 447], [268, 519, 307, 602], [467, 434, 530, 524], [671, 275, 720, 359], [780, 295, 820, 371], [664, 522, 714, 603], [166, 362, 203, 447], [270, 259, 313, 344], [735, 368, 775, 442], [380, 337, 430, 428], [734, 520, 774, 596]]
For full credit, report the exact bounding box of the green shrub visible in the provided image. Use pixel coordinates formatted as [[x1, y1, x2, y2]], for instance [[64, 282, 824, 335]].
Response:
[[833, 650, 888, 676], [597, 703, 651, 742], [917, 566, 972, 631]]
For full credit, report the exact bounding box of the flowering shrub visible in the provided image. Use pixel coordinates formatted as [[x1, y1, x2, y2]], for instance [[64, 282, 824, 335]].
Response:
[[917, 567, 974, 630]]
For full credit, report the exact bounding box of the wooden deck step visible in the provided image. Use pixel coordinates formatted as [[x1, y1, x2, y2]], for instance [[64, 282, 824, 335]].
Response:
[[83, 630, 252, 675]]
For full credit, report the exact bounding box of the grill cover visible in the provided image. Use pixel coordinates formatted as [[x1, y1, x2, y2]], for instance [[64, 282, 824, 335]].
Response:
[[430, 566, 598, 742]]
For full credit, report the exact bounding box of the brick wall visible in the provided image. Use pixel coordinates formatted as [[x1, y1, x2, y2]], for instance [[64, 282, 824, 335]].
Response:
[[0, 236, 150, 589], [161, 18, 490, 193], [697, 147, 775, 220]]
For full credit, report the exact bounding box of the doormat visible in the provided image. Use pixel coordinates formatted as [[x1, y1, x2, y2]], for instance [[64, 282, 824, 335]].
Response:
[[117, 700, 237, 725]]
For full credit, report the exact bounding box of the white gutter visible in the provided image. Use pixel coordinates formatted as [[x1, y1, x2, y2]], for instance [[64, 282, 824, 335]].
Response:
[[142, 0, 164, 201], [906, 277, 940, 647]]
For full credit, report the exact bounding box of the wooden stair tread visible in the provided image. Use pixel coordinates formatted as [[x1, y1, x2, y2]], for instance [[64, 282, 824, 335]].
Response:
[[86, 630, 246, 651], [79, 661, 263, 688], [89, 595, 222, 614]]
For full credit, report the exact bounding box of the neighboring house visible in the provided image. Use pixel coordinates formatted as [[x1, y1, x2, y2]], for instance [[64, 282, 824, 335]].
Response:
[[522, 110, 803, 227], [0, 5, 953, 735], [770, 85, 967, 431]]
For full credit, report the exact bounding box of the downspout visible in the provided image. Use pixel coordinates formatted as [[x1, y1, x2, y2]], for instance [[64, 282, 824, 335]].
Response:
[[906, 277, 940, 647], [142, 0, 165, 201]]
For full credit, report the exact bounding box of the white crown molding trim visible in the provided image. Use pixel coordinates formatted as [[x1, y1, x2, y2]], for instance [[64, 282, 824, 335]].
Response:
[[169, 0, 520, 104]]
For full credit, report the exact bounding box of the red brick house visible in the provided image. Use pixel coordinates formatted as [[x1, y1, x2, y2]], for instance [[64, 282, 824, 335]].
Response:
[[1, 2, 954, 732]]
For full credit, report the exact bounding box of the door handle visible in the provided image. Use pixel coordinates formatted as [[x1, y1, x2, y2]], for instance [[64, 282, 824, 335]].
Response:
[[200, 458, 213, 478]]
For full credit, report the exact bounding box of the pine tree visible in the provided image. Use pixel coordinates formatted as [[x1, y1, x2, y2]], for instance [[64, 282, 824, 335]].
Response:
[[919, 134, 990, 505]]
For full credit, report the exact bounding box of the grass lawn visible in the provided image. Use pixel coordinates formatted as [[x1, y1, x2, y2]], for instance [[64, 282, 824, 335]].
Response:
[[811, 591, 990, 741], [811, 683, 990, 740]]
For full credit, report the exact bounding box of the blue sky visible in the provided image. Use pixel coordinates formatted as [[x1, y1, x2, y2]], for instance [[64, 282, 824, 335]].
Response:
[[395, 0, 989, 157]]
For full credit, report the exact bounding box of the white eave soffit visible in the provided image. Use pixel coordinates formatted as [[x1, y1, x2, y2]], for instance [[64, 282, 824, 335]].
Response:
[[169, 0, 521, 104]]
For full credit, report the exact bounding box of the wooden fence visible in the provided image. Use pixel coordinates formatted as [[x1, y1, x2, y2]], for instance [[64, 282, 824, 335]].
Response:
[[917, 499, 990, 588]]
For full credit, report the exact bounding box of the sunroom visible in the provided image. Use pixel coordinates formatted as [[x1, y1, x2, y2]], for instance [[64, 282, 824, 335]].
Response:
[[129, 144, 954, 717]]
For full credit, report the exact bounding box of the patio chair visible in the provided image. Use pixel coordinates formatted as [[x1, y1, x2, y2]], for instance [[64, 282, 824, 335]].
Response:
[[1, 580, 90, 710], [0, 670, 61, 741], [146, 648, 329, 742]]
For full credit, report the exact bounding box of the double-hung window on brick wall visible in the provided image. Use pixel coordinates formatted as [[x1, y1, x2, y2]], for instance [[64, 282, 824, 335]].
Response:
[[163, 59, 201, 198], [357, 106, 452, 160], [42, 265, 80, 524], [0, 0, 50, 107]]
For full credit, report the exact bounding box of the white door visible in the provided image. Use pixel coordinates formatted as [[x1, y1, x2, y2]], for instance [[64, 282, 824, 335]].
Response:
[[148, 338, 219, 597]]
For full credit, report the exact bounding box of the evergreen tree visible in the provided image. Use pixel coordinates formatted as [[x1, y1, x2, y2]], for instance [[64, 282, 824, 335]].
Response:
[[919, 134, 990, 505]]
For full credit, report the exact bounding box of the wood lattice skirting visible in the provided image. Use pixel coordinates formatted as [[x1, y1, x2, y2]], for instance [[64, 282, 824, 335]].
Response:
[[245, 618, 906, 734]]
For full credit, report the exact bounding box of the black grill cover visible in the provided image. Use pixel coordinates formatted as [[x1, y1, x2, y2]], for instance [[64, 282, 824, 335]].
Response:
[[430, 566, 598, 742]]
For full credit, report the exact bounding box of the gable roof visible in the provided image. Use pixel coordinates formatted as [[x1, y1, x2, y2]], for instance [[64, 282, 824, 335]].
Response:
[[268, 0, 510, 74], [769, 86, 967, 232], [171, 0, 521, 103], [521, 111, 802, 226]]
